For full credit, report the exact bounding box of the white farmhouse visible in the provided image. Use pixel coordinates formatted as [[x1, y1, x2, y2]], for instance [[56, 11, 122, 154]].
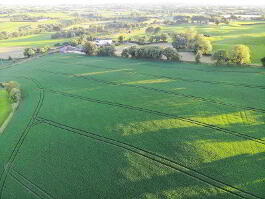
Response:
[[95, 39, 113, 46]]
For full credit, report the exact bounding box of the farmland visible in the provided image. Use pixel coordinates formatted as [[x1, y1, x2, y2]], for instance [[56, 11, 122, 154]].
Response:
[[0, 89, 11, 127], [0, 53, 264, 198]]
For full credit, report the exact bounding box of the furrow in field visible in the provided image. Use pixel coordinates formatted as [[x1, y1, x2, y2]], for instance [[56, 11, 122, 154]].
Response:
[[36, 117, 263, 199], [48, 60, 265, 90], [8, 169, 53, 199], [39, 69, 265, 114], [44, 88, 265, 146], [0, 78, 45, 199]]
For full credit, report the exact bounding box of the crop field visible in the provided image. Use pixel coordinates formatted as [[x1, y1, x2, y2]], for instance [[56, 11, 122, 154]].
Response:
[[0, 33, 68, 48], [0, 90, 12, 127], [0, 54, 264, 198]]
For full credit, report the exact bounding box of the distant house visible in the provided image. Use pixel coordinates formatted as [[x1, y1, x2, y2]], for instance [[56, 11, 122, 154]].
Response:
[[60, 45, 84, 54], [191, 16, 210, 24], [95, 39, 113, 46], [174, 16, 191, 24]]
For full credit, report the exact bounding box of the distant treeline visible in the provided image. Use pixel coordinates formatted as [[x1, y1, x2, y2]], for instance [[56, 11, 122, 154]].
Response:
[[0, 18, 85, 41]]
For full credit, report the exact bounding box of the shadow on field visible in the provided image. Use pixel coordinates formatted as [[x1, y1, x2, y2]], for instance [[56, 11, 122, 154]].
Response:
[[119, 152, 265, 199]]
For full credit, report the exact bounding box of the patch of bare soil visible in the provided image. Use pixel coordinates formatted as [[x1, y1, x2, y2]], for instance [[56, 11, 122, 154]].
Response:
[[0, 47, 24, 59]]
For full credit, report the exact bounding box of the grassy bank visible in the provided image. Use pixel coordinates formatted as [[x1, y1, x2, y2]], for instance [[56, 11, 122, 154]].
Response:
[[0, 90, 12, 127]]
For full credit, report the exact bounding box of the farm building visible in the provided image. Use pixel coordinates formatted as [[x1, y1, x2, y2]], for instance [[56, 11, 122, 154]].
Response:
[[60, 45, 84, 54], [95, 39, 113, 46]]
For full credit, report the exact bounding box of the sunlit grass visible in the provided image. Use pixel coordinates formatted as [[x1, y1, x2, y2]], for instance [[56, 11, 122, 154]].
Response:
[[117, 111, 262, 136], [124, 79, 174, 85], [0, 90, 12, 127], [194, 140, 265, 163]]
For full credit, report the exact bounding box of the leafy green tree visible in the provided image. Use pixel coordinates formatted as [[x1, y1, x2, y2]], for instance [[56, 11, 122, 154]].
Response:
[[83, 42, 97, 56], [118, 35, 124, 43], [97, 45, 116, 56], [230, 45, 251, 65], [121, 48, 130, 58], [162, 47, 180, 61], [154, 35, 161, 43], [154, 27, 161, 34], [148, 36, 155, 43], [212, 50, 229, 64], [70, 38, 79, 46], [128, 46, 138, 57], [195, 50, 202, 63], [195, 35, 212, 55], [145, 27, 154, 34], [160, 33, 168, 42], [172, 34, 188, 49], [23, 48, 36, 58]]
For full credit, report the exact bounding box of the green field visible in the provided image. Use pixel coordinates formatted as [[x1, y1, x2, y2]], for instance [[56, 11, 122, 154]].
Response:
[[0, 33, 68, 48], [0, 54, 264, 198], [0, 90, 12, 127]]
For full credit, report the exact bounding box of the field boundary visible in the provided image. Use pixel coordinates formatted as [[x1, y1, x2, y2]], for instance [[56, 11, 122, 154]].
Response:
[[0, 77, 45, 199]]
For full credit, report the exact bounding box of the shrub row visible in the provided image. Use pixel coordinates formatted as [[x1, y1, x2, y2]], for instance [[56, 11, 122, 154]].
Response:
[[121, 46, 180, 61]]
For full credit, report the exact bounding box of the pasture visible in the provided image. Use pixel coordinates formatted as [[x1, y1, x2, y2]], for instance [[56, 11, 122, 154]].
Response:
[[0, 53, 264, 198], [0, 90, 11, 127]]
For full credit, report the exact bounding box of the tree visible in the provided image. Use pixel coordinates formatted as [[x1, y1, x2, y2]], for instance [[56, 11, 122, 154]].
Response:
[[121, 48, 130, 58], [118, 35, 124, 43], [154, 35, 161, 43], [172, 34, 188, 49], [97, 45, 116, 56], [160, 33, 168, 42], [212, 50, 229, 64], [162, 47, 180, 61], [195, 34, 212, 55], [148, 36, 155, 43], [230, 45, 251, 65], [145, 27, 154, 34], [154, 27, 161, 34], [261, 57, 265, 67], [195, 50, 202, 63], [83, 42, 97, 56], [137, 36, 146, 44], [23, 48, 36, 58], [128, 46, 138, 57]]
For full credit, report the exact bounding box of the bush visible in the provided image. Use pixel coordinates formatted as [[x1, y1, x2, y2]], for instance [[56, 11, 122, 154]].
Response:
[[9, 88, 21, 103], [261, 57, 265, 67], [83, 42, 97, 56], [195, 50, 202, 63], [162, 47, 180, 61], [230, 45, 251, 65], [4, 81, 19, 94], [118, 35, 124, 43], [212, 50, 229, 64], [97, 45, 116, 56], [23, 48, 36, 57], [121, 49, 130, 58], [195, 35, 212, 55], [172, 34, 188, 49], [128, 46, 138, 58]]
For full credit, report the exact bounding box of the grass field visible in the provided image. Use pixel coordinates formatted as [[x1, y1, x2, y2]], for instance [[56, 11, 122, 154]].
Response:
[[0, 90, 12, 127], [0, 54, 264, 198], [0, 33, 68, 48]]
